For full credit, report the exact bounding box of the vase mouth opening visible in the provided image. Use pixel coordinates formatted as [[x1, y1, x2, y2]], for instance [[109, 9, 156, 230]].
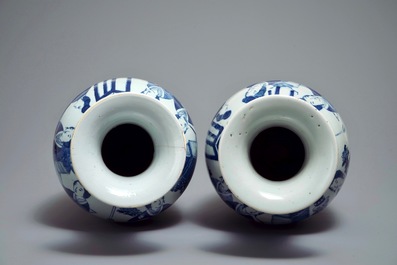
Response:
[[101, 123, 155, 177], [219, 96, 338, 215], [249, 126, 306, 182], [71, 93, 186, 208]]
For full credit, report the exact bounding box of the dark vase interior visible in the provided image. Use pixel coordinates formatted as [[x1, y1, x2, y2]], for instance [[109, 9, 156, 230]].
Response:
[[249, 126, 306, 181], [101, 123, 154, 177]]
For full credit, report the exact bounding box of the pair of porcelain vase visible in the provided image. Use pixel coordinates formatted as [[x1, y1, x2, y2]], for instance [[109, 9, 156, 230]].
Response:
[[53, 78, 350, 225]]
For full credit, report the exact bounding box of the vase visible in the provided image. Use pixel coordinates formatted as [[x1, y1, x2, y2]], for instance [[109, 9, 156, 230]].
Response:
[[205, 80, 350, 224], [53, 78, 197, 222]]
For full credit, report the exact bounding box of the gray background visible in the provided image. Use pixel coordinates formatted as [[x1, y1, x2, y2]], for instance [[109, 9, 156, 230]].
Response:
[[0, 1, 396, 264]]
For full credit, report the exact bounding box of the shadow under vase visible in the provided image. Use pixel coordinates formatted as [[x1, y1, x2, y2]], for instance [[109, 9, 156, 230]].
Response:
[[34, 194, 183, 232], [33, 194, 182, 256], [189, 195, 340, 258]]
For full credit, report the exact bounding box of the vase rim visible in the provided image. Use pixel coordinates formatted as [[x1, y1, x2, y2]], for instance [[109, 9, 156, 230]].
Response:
[[219, 95, 338, 215], [71, 93, 186, 208]]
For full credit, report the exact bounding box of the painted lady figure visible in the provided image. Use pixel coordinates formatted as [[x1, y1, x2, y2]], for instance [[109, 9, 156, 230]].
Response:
[[54, 124, 74, 174]]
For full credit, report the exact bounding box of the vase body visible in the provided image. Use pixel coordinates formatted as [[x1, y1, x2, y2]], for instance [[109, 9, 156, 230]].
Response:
[[53, 78, 197, 222], [205, 81, 350, 224]]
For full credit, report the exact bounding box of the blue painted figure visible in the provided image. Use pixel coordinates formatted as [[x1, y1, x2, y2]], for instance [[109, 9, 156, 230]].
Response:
[[71, 180, 95, 213], [312, 195, 330, 215], [71, 88, 91, 113], [267, 80, 297, 89], [62, 180, 95, 213], [116, 208, 143, 221], [117, 197, 171, 222], [145, 197, 170, 217], [53, 123, 74, 174], [176, 108, 191, 134], [301, 94, 336, 113], [210, 176, 234, 203], [72, 93, 91, 113], [342, 145, 350, 173], [242, 81, 299, 103], [73, 95, 91, 113], [242, 83, 267, 103], [271, 208, 310, 224], [235, 204, 264, 222], [142, 83, 173, 100], [329, 170, 346, 194], [171, 108, 197, 193], [205, 104, 232, 161]]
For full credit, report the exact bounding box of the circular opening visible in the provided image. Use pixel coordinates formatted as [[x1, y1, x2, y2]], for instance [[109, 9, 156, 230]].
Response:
[[249, 127, 305, 181], [101, 124, 154, 177]]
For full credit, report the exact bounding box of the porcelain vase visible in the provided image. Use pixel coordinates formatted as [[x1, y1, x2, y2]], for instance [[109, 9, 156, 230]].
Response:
[[53, 78, 197, 222], [205, 80, 350, 224]]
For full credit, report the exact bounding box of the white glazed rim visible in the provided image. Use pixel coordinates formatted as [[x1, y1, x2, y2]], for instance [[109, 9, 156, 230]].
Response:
[[219, 95, 338, 215], [71, 93, 186, 208]]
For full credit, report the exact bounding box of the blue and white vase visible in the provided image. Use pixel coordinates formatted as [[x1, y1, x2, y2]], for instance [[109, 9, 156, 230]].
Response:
[[53, 78, 197, 222], [205, 81, 350, 224]]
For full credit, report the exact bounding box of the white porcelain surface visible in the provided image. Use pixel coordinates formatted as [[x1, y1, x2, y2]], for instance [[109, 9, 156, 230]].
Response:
[[53, 78, 197, 222], [206, 81, 350, 224], [72, 93, 186, 208]]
